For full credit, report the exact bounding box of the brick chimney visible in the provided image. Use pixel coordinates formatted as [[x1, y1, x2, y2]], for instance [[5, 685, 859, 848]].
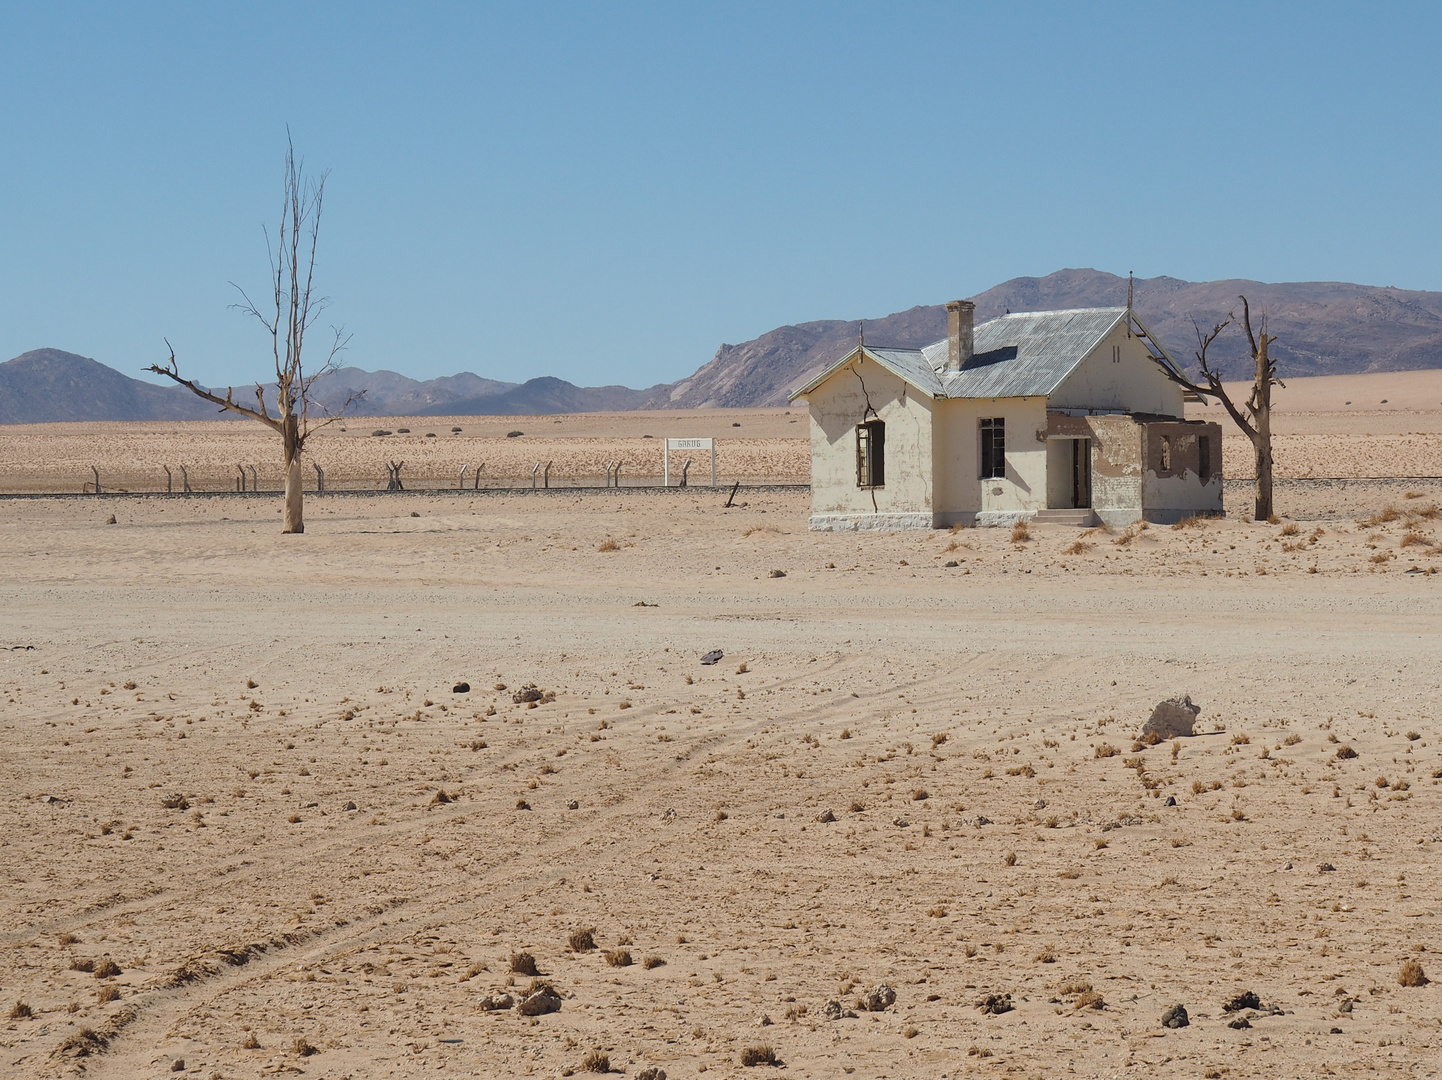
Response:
[[945, 300, 974, 372]]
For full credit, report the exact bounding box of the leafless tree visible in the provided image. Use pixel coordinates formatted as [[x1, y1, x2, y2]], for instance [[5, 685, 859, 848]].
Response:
[[148, 138, 357, 532], [1161, 295, 1281, 521]]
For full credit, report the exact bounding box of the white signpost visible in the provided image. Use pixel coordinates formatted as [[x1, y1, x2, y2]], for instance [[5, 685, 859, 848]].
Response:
[[663, 437, 716, 487]]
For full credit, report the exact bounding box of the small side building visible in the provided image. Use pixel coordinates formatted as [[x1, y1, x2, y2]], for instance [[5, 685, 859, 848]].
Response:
[[790, 302, 1222, 530]]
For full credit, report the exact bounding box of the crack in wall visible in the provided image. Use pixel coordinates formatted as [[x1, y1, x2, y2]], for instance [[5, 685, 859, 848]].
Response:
[[852, 364, 880, 512]]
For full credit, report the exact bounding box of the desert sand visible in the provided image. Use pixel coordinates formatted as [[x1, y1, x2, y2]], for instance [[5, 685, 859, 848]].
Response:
[[2, 369, 1441, 1078], [1, 480, 1441, 1079]]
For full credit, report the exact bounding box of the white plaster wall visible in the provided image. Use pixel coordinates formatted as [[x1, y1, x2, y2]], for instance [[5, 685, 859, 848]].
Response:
[[932, 396, 1048, 522], [1087, 415, 1144, 516], [802, 353, 933, 518], [1141, 426, 1224, 517], [1049, 323, 1186, 417], [1046, 439, 1075, 508]]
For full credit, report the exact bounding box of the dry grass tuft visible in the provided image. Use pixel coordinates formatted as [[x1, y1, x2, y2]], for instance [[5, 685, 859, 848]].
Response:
[[568, 928, 596, 953], [932, 732, 948, 747], [1094, 743, 1118, 758], [1010, 522, 1032, 543], [1362, 506, 1402, 526], [1401, 531, 1428, 547], [242, 1032, 261, 1049], [1074, 989, 1106, 1010], [642, 955, 666, 969], [581, 1048, 611, 1072], [1400, 960, 1429, 987], [292, 1038, 317, 1057], [1004, 851, 1017, 867], [96, 985, 121, 1003], [1171, 513, 1212, 530], [9, 1000, 32, 1019], [604, 949, 633, 967], [740, 1045, 777, 1067], [597, 538, 620, 552], [1035, 946, 1057, 963], [509, 952, 539, 976], [1063, 540, 1095, 554], [1335, 745, 1358, 760], [93, 958, 121, 979], [1278, 522, 1299, 537]]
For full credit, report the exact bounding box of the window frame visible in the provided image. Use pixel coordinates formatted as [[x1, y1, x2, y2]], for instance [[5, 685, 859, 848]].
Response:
[[855, 419, 885, 488], [979, 417, 1006, 480]]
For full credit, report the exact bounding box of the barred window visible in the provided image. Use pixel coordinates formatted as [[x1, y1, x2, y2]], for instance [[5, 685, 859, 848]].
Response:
[[980, 417, 1005, 479], [856, 420, 885, 487]]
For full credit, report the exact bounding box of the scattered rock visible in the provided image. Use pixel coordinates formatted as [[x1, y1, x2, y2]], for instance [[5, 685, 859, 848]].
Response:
[[170, 1058, 186, 1072], [816, 808, 836, 823], [1034, 799, 1047, 809], [891, 817, 910, 828], [758, 1013, 772, 1026], [1223, 990, 1261, 1013], [768, 569, 786, 578], [978, 993, 1013, 1015], [700, 650, 724, 665], [479, 992, 515, 1011], [943, 560, 959, 567], [821, 999, 856, 1020], [634, 1068, 667, 1080], [106, 515, 117, 525], [1142, 696, 1200, 741], [1227, 1017, 1251, 1029], [1162, 795, 1177, 806], [512, 684, 545, 704], [506, 430, 524, 438], [973, 815, 993, 826], [566, 800, 580, 810], [1160, 1004, 1189, 1028], [1335, 745, 1358, 760], [453, 682, 470, 694], [343, 801, 357, 812], [860, 985, 896, 1012], [1318, 862, 1336, 873], [516, 986, 562, 1016]]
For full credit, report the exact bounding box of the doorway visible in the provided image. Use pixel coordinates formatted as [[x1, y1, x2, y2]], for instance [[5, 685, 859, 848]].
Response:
[[1071, 438, 1092, 508]]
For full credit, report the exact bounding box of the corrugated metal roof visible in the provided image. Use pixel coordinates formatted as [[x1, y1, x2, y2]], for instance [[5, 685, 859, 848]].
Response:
[[790, 307, 1137, 401], [938, 307, 1126, 398]]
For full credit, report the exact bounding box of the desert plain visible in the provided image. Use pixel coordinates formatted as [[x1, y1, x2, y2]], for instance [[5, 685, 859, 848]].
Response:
[[2, 370, 1442, 1079]]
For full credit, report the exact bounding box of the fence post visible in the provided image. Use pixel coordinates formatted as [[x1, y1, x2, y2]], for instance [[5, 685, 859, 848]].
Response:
[[313, 462, 325, 493], [180, 465, 192, 493], [458, 465, 469, 490], [248, 465, 258, 491], [89, 465, 101, 494], [681, 459, 691, 488], [531, 462, 542, 490], [614, 462, 623, 488], [474, 463, 484, 490], [543, 461, 552, 489], [236, 465, 245, 492], [163, 465, 173, 493]]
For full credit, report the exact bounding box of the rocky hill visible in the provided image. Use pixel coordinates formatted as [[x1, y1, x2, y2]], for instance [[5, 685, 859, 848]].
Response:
[[6, 269, 1442, 421]]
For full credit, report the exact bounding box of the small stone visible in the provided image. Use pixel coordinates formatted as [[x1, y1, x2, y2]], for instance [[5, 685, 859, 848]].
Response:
[[978, 993, 1013, 1015], [1318, 862, 1336, 873], [821, 999, 856, 1020], [700, 650, 724, 665], [1163, 795, 1177, 806], [861, 984, 897, 1011], [758, 1013, 772, 1026], [343, 801, 357, 812], [1142, 696, 1200, 741], [170, 1059, 185, 1072], [816, 808, 836, 823], [453, 682, 470, 694], [106, 515, 117, 525], [1161, 1004, 1189, 1028], [1223, 990, 1261, 1013], [516, 987, 561, 1016], [566, 800, 579, 810], [1228, 1017, 1251, 1029], [768, 569, 786, 578], [943, 560, 959, 567], [634, 1068, 667, 1080], [479, 992, 515, 1011]]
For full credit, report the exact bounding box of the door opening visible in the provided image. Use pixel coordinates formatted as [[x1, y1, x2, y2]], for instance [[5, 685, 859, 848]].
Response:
[[1071, 439, 1092, 508]]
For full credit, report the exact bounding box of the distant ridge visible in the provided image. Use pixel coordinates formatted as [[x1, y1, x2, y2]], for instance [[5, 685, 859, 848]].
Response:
[[6, 270, 1442, 422]]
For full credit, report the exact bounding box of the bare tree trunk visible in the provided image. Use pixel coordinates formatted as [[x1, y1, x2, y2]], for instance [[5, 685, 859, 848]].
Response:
[[1252, 333, 1274, 521], [283, 414, 304, 534]]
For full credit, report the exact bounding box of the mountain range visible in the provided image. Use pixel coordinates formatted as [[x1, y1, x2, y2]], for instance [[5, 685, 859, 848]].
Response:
[[5, 269, 1442, 423]]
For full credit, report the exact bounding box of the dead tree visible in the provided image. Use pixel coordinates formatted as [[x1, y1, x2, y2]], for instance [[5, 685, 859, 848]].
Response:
[[147, 137, 358, 533], [1160, 295, 1281, 521]]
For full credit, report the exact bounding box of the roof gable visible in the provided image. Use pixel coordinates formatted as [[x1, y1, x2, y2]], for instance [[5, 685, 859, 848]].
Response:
[[788, 306, 1180, 402]]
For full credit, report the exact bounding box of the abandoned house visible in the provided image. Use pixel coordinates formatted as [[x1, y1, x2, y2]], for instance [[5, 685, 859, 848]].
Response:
[[790, 301, 1223, 530]]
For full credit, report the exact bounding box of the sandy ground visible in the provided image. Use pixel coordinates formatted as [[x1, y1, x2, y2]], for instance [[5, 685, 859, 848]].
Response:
[[2, 485, 1442, 1079], [4, 370, 1442, 495]]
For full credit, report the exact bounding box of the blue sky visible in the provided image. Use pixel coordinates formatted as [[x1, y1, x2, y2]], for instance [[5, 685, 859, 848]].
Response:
[[2, 2, 1439, 390]]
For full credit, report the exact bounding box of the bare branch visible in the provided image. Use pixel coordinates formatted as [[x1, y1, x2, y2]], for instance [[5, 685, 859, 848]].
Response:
[[147, 341, 282, 432]]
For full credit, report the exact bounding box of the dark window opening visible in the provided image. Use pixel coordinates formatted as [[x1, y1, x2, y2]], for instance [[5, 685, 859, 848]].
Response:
[[1198, 434, 1211, 483], [856, 420, 885, 487], [980, 417, 1005, 479]]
